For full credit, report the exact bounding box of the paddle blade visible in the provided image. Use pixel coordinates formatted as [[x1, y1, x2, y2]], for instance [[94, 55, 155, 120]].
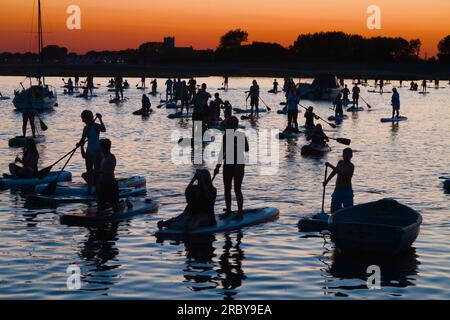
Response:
[[41, 181, 57, 195], [39, 118, 48, 131], [328, 122, 337, 129], [37, 166, 52, 179], [336, 137, 351, 145]]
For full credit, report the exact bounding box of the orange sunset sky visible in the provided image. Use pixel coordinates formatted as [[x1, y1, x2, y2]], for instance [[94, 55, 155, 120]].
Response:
[[1, 0, 449, 57]]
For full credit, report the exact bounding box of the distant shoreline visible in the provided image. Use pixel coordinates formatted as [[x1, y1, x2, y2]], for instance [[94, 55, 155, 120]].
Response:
[[0, 63, 449, 80]]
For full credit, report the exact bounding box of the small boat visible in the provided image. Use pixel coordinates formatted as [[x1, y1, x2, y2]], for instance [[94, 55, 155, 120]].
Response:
[[301, 143, 331, 156], [13, 0, 57, 111], [297, 74, 343, 101], [329, 199, 422, 253], [0, 171, 72, 189], [60, 198, 158, 226]]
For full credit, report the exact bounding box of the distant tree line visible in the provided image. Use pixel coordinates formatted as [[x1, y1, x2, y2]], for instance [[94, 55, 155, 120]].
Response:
[[0, 30, 449, 64]]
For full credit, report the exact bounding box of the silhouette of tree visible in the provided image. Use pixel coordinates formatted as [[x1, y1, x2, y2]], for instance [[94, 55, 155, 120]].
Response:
[[218, 29, 248, 50], [42, 45, 68, 63], [437, 35, 450, 62]]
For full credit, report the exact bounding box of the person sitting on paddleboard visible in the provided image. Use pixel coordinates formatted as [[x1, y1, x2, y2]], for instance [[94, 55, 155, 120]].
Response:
[[352, 84, 360, 107], [141, 94, 151, 113], [341, 85, 350, 104], [96, 138, 129, 213], [304, 106, 319, 131], [333, 93, 344, 117], [308, 124, 329, 146], [286, 86, 300, 132], [324, 148, 354, 213], [391, 88, 400, 118], [215, 116, 249, 221], [78, 110, 106, 194], [246, 80, 260, 118], [9, 138, 39, 178], [157, 169, 217, 231]]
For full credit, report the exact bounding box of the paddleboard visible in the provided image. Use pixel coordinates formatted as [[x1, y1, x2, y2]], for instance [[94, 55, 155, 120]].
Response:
[[109, 98, 128, 104], [233, 108, 268, 114], [26, 186, 146, 206], [8, 135, 46, 148], [155, 207, 279, 237], [0, 171, 72, 189], [419, 92, 429, 95], [60, 198, 158, 225], [277, 129, 305, 140], [346, 106, 364, 112], [178, 136, 215, 147], [380, 116, 407, 123], [328, 115, 348, 121], [301, 144, 331, 156], [368, 90, 392, 94], [277, 109, 287, 115], [168, 112, 192, 119], [35, 176, 146, 195], [133, 109, 152, 116], [0, 96, 11, 100]]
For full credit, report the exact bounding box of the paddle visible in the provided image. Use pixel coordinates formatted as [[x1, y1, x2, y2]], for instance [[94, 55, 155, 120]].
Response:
[[359, 96, 372, 109], [258, 97, 272, 112], [321, 166, 328, 213], [37, 116, 48, 131], [36, 145, 78, 179], [438, 176, 450, 180], [41, 147, 78, 195], [157, 101, 168, 109], [328, 136, 351, 145], [299, 104, 336, 129]]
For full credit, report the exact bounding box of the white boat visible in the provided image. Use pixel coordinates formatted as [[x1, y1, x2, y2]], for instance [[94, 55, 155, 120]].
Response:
[[13, 0, 57, 111], [329, 199, 422, 253], [298, 74, 343, 101]]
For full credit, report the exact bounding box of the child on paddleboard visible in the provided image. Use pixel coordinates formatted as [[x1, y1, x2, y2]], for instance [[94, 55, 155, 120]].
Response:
[[77, 110, 106, 194], [324, 148, 355, 213], [304, 106, 319, 131], [308, 124, 329, 146], [157, 169, 217, 231]]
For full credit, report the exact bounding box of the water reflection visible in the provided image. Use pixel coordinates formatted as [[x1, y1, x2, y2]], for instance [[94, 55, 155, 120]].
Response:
[[323, 247, 419, 293], [161, 232, 247, 299], [77, 224, 121, 294]]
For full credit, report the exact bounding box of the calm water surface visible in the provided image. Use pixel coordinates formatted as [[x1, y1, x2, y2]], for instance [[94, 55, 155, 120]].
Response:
[[0, 76, 449, 299]]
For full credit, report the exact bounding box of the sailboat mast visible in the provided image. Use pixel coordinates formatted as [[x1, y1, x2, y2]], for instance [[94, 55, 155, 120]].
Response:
[[37, 0, 44, 84], [38, 0, 43, 62]]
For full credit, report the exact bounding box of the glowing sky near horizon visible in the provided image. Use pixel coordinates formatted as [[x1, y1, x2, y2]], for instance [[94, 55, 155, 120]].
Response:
[[1, 0, 449, 57]]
